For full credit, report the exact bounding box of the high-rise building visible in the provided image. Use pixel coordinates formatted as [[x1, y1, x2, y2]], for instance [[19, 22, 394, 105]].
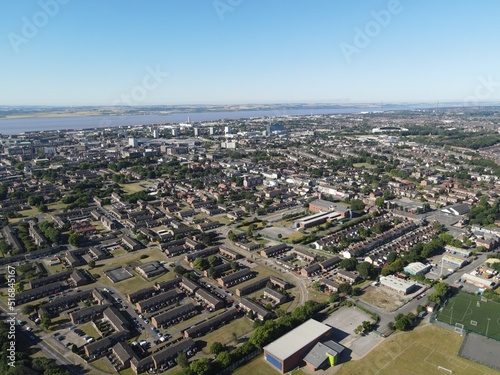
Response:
[[129, 138, 138, 147], [172, 128, 179, 137], [194, 127, 200, 136]]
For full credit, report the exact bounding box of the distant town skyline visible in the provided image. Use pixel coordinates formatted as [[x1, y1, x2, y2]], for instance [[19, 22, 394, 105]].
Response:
[[1, 0, 500, 106]]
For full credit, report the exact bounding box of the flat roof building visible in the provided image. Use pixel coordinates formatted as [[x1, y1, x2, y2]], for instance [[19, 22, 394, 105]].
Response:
[[403, 262, 431, 275], [263, 319, 333, 374], [380, 275, 418, 295]]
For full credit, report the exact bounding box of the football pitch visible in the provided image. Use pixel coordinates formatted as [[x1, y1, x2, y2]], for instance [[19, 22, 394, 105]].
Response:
[[436, 292, 500, 341]]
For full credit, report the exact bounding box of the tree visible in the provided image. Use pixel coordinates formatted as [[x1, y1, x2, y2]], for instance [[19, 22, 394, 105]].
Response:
[[350, 199, 365, 212], [338, 283, 353, 295], [68, 233, 83, 247], [387, 251, 398, 264], [40, 312, 52, 330], [216, 351, 232, 368], [227, 230, 236, 242], [177, 352, 189, 368], [208, 255, 221, 268], [375, 197, 385, 207], [71, 344, 78, 353], [88, 260, 96, 269], [28, 195, 44, 207], [37, 204, 48, 213], [357, 261, 375, 279], [210, 341, 224, 355], [190, 358, 212, 375], [362, 320, 372, 332], [329, 293, 340, 303], [312, 281, 321, 291], [340, 258, 358, 271], [21, 304, 36, 315], [230, 261, 239, 270], [193, 257, 209, 271]]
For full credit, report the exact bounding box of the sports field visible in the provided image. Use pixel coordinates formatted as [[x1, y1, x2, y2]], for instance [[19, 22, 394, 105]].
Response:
[[335, 325, 500, 375], [436, 292, 500, 341]]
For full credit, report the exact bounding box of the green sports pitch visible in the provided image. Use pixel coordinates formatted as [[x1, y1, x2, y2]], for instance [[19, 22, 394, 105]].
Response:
[[436, 292, 500, 341]]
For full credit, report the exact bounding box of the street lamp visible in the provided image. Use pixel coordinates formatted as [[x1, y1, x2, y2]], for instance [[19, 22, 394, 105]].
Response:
[[450, 306, 453, 325], [486, 318, 491, 338]]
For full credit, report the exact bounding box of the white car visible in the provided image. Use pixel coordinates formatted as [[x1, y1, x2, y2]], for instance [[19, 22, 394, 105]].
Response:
[[139, 340, 148, 346]]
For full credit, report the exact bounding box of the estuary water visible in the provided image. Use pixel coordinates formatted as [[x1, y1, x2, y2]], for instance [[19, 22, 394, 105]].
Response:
[[0, 106, 419, 135]]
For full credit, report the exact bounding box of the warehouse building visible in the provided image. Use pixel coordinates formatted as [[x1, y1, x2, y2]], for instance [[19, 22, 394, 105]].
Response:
[[263, 319, 333, 373], [403, 262, 431, 275], [442, 254, 469, 268], [380, 275, 418, 295]]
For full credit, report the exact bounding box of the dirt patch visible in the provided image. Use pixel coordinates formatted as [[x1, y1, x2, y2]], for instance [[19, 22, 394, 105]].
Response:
[[359, 285, 406, 311]]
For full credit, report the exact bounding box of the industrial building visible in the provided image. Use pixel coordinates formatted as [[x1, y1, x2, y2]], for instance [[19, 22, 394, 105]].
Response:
[[380, 275, 418, 295], [263, 319, 334, 373], [403, 262, 431, 275]]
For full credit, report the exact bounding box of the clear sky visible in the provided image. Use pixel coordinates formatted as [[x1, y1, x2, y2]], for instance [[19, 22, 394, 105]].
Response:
[[1, 0, 499, 106]]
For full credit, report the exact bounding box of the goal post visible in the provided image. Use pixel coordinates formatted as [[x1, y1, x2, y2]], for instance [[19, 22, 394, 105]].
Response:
[[438, 366, 453, 374], [454, 323, 464, 336]]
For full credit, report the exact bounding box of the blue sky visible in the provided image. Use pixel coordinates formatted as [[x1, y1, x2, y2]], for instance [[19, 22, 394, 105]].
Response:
[[1, 0, 499, 106]]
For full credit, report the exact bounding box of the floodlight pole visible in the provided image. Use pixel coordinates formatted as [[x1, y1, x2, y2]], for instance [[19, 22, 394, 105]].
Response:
[[450, 306, 453, 325], [486, 318, 491, 338]]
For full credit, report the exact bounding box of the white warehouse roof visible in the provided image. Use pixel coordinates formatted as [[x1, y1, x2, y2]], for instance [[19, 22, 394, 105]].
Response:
[[263, 319, 332, 361]]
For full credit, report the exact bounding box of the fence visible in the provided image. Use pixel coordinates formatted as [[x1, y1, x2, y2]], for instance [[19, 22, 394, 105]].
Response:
[[218, 349, 262, 374]]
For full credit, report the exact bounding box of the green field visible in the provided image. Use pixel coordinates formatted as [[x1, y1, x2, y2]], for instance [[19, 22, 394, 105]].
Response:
[[200, 317, 254, 354], [436, 292, 500, 341], [336, 325, 500, 375], [234, 355, 307, 375]]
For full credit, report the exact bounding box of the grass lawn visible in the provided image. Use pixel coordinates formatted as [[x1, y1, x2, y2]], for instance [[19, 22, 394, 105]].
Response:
[[47, 201, 68, 211], [119, 368, 137, 375], [201, 317, 254, 354], [50, 314, 71, 330], [214, 216, 232, 225], [90, 357, 115, 374], [306, 288, 330, 303], [119, 181, 148, 194], [110, 247, 128, 257], [284, 232, 305, 242], [336, 325, 500, 375], [353, 162, 375, 168], [79, 321, 101, 339], [174, 311, 219, 333], [17, 207, 40, 217], [234, 355, 307, 375]]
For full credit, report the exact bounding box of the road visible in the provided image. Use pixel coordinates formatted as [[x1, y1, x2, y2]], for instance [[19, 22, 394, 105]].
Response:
[[354, 253, 489, 333], [217, 224, 309, 307]]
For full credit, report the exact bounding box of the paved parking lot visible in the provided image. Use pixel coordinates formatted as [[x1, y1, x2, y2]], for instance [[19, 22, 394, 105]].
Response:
[[322, 306, 383, 359]]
